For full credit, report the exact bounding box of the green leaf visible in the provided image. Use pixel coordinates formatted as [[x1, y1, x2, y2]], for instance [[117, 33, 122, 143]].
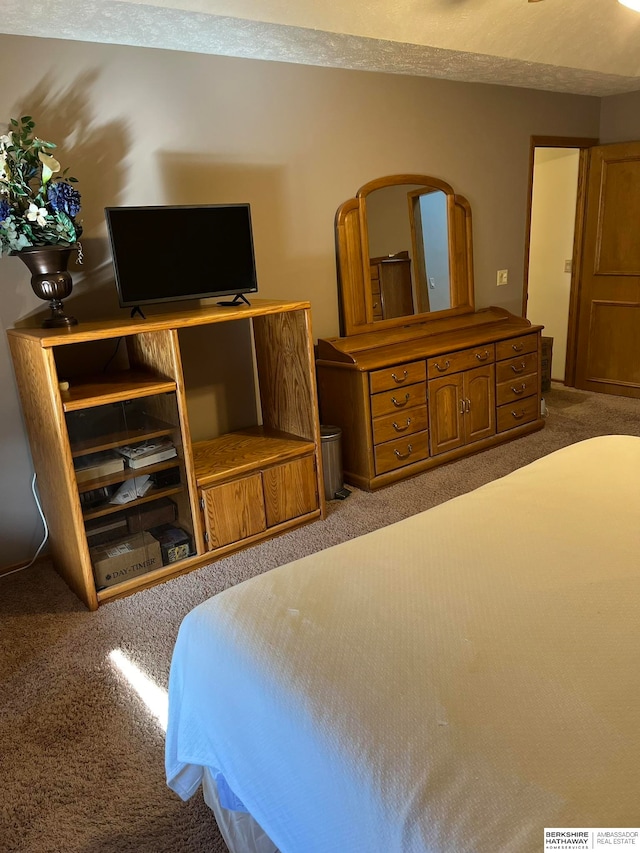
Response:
[[10, 118, 18, 126], [21, 115, 32, 123]]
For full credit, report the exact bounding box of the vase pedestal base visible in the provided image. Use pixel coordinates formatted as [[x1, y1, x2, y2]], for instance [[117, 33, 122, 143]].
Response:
[[43, 298, 78, 328]]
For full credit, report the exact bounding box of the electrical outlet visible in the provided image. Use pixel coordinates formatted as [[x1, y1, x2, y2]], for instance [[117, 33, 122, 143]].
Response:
[[497, 269, 508, 286]]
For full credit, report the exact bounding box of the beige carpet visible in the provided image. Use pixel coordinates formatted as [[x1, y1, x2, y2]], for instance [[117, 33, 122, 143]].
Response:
[[1, 384, 639, 853]]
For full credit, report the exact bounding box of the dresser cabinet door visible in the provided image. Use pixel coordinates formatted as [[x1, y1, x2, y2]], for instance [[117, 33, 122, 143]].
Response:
[[464, 364, 496, 443], [429, 374, 465, 455], [263, 456, 318, 527]]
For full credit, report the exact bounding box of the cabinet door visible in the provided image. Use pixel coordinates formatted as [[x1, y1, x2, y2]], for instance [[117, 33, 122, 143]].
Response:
[[202, 474, 266, 550], [463, 364, 496, 444], [428, 374, 465, 456], [263, 456, 317, 527]]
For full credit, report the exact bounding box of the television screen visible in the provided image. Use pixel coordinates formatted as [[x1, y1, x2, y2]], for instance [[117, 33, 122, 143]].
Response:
[[105, 204, 258, 308]]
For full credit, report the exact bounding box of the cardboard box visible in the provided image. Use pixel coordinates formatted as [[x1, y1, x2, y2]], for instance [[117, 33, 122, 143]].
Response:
[[90, 531, 163, 589], [148, 524, 193, 566], [126, 497, 177, 534]]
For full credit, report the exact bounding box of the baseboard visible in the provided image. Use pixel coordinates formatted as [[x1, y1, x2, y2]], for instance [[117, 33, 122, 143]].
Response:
[[0, 552, 50, 578]]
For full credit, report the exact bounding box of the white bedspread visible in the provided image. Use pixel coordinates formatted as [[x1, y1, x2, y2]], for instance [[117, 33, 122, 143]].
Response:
[[166, 436, 640, 852]]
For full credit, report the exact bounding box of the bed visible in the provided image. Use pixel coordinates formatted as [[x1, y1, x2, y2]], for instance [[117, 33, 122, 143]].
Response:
[[166, 436, 640, 852]]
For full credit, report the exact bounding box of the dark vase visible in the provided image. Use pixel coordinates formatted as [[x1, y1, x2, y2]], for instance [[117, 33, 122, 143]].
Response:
[[18, 244, 78, 328]]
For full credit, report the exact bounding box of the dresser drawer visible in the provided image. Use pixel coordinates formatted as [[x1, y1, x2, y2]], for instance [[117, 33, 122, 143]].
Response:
[[369, 360, 426, 394], [497, 395, 540, 433], [374, 429, 429, 475], [495, 334, 538, 361], [427, 344, 495, 379], [372, 405, 428, 445], [495, 352, 538, 383], [496, 372, 538, 405], [371, 382, 427, 418]]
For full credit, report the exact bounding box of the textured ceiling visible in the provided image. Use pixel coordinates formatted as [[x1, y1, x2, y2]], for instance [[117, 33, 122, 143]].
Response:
[[4, 0, 640, 97]]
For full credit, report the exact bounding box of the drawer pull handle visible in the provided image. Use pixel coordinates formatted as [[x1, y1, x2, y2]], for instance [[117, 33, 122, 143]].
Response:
[[391, 370, 409, 384], [511, 343, 524, 352], [511, 384, 526, 395], [475, 351, 489, 362], [394, 443, 413, 460], [391, 394, 410, 408], [511, 409, 526, 420], [510, 362, 526, 374], [392, 418, 412, 432], [434, 359, 450, 372]]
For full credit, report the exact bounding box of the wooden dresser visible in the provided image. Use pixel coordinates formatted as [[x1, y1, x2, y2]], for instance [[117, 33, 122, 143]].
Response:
[[317, 308, 543, 490]]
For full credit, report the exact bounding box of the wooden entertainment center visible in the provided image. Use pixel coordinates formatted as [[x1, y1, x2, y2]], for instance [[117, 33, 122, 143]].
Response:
[[8, 299, 325, 610]]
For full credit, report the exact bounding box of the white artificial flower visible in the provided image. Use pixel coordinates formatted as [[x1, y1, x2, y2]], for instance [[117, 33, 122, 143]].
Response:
[[38, 151, 60, 183], [27, 202, 48, 227], [0, 133, 12, 147]]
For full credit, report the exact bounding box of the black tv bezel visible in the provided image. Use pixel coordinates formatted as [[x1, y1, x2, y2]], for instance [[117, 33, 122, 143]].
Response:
[[104, 203, 259, 309]]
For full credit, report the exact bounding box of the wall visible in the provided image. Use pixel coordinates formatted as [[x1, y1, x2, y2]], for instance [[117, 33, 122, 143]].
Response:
[[600, 90, 640, 142], [526, 148, 580, 381], [0, 33, 600, 570]]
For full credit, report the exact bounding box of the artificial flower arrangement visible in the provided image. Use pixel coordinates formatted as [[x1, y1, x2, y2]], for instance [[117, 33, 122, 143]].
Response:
[[0, 115, 82, 256]]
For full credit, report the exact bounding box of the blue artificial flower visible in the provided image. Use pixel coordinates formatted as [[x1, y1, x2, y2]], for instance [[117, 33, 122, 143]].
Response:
[[0, 199, 10, 222], [47, 181, 81, 218]]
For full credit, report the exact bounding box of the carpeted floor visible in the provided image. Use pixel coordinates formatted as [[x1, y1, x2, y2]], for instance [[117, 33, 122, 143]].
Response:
[[1, 384, 639, 853]]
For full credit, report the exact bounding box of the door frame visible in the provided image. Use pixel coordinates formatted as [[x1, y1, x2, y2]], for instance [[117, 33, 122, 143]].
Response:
[[521, 135, 598, 386]]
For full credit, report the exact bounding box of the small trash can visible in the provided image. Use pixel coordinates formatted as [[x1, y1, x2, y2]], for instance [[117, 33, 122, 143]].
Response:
[[320, 425, 344, 501]]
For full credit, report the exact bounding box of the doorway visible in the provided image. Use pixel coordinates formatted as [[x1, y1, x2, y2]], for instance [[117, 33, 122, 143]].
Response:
[[522, 136, 597, 386]]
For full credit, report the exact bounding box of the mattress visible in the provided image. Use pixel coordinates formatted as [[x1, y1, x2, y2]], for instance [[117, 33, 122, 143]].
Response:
[[166, 436, 640, 852]]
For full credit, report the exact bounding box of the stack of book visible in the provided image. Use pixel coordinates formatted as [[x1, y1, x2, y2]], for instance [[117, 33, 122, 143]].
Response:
[[116, 438, 177, 469]]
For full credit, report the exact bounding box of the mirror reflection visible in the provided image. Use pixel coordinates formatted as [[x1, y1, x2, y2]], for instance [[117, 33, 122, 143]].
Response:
[[365, 184, 451, 321]]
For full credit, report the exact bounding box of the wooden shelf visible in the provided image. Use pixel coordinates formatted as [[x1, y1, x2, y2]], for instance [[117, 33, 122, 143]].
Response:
[[76, 459, 181, 493], [193, 427, 315, 487], [82, 485, 184, 522], [69, 415, 176, 458], [61, 370, 176, 412]]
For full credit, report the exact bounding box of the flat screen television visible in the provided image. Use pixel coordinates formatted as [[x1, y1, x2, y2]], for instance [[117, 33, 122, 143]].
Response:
[[105, 204, 258, 311]]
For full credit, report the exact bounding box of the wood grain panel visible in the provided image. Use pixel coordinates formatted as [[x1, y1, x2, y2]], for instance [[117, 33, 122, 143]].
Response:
[[495, 335, 537, 361], [316, 365, 373, 483], [8, 337, 97, 609], [586, 301, 640, 386], [428, 374, 465, 455], [370, 383, 427, 419], [202, 474, 266, 550], [372, 405, 429, 445], [596, 159, 640, 274], [496, 373, 538, 405], [253, 309, 315, 440], [464, 364, 495, 443], [495, 352, 538, 383], [427, 344, 495, 379], [497, 395, 540, 433], [369, 360, 426, 394], [374, 429, 429, 475], [263, 456, 317, 527]]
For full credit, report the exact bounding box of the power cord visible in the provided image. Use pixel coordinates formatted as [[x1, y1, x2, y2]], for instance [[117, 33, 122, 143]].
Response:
[[1, 473, 49, 578]]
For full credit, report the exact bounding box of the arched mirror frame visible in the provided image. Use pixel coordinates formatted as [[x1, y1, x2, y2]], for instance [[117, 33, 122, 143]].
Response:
[[335, 174, 475, 337]]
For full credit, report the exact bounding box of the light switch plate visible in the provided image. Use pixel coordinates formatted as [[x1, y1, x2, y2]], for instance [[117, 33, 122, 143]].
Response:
[[497, 269, 509, 286]]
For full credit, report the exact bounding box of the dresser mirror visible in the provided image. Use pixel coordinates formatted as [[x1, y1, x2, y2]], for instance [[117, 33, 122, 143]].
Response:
[[335, 174, 475, 337]]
